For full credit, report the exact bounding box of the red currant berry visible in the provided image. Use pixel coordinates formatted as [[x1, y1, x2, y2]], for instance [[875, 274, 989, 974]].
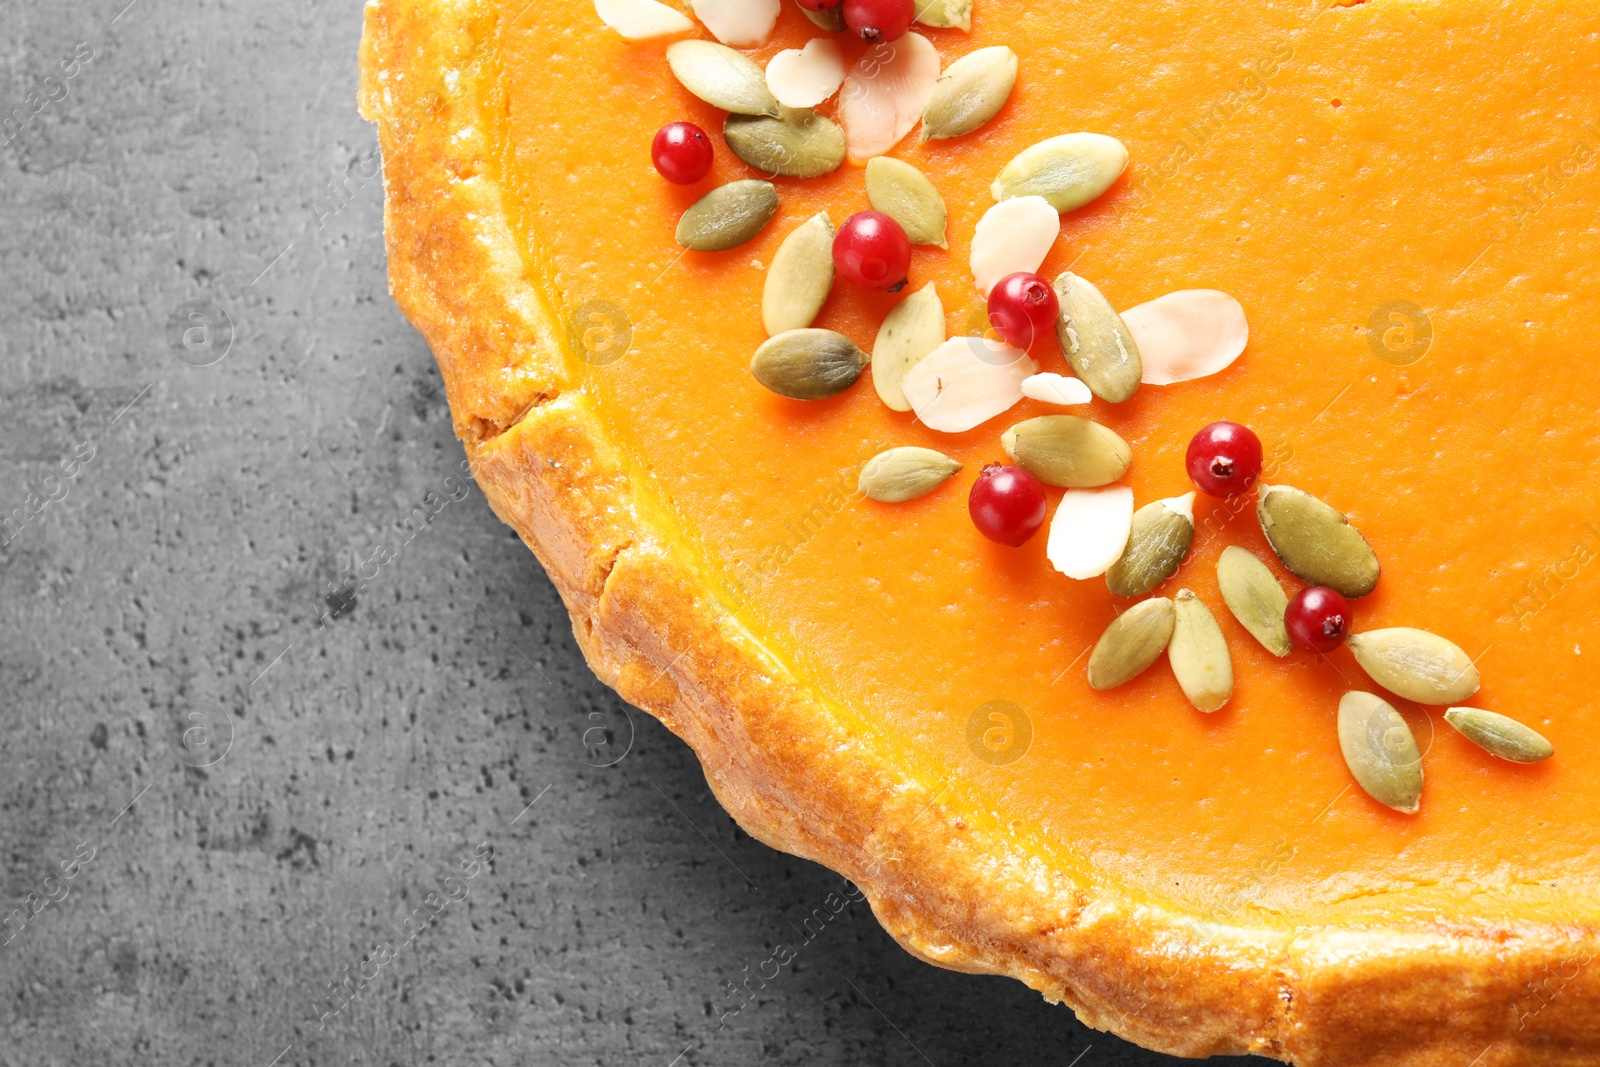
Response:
[[833, 211, 912, 291], [986, 272, 1059, 350], [842, 0, 913, 42], [797, 0, 839, 9], [651, 122, 713, 184], [1185, 421, 1264, 497], [968, 464, 1047, 547], [1285, 586, 1353, 653]]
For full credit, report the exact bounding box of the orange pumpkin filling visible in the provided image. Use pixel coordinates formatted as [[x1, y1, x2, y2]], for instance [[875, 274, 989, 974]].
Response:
[[494, 0, 1600, 918]]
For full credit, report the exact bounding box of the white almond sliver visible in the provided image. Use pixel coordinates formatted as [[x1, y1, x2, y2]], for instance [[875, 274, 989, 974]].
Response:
[[1047, 486, 1135, 580], [1122, 289, 1249, 385], [765, 38, 846, 108], [839, 33, 940, 162], [595, 0, 695, 39], [1020, 373, 1093, 406], [1160, 491, 1196, 522], [691, 0, 779, 45], [970, 195, 1059, 295], [901, 338, 1037, 433]]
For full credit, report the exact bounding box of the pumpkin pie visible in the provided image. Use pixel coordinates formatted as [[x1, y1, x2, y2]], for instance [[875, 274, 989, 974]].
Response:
[[357, 0, 1600, 1061]]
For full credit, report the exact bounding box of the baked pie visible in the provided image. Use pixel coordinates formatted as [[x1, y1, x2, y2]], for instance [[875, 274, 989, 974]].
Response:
[[359, 0, 1600, 1060]]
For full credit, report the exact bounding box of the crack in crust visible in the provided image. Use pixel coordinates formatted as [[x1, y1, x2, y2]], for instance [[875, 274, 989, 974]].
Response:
[[358, 2, 1600, 1061]]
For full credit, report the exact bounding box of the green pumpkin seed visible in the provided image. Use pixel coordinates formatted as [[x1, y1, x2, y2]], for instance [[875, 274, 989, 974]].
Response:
[[1087, 597, 1175, 690], [858, 446, 962, 503], [676, 180, 779, 252], [1443, 707, 1554, 763], [913, 0, 971, 30], [1346, 627, 1479, 705], [921, 46, 1018, 142], [1054, 272, 1142, 403], [666, 40, 778, 116], [1169, 589, 1232, 712], [1000, 415, 1131, 488], [864, 157, 948, 248], [796, 0, 845, 31], [1105, 494, 1195, 598], [1255, 484, 1380, 597], [1215, 546, 1292, 657], [1337, 691, 1423, 814], [872, 283, 944, 412], [750, 328, 868, 399], [992, 133, 1129, 212], [763, 212, 835, 336], [724, 109, 846, 179]]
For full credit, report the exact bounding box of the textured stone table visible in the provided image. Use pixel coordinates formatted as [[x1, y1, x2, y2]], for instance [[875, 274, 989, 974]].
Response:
[[0, 2, 1258, 1064]]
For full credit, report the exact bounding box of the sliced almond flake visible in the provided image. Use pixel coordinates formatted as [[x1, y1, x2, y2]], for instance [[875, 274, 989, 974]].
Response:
[[838, 33, 940, 162], [595, 0, 696, 39], [1123, 289, 1249, 386], [765, 38, 846, 108], [1047, 485, 1134, 580], [901, 337, 1036, 433], [691, 0, 779, 46], [970, 195, 1059, 295], [1160, 491, 1196, 522], [1020, 372, 1092, 406]]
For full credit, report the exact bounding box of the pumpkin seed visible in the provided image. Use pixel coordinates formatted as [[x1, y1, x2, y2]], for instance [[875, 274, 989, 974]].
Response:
[[1000, 415, 1131, 488], [1169, 589, 1232, 712], [796, 0, 845, 31], [1337, 691, 1423, 814], [872, 283, 944, 412], [1346, 627, 1479, 705], [666, 40, 779, 116], [1105, 494, 1196, 598], [1087, 597, 1175, 690], [1054, 272, 1142, 403], [858, 446, 962, 503], [724, 109, 846, 178], [1255, 484, 1381, 597], [864, 157, 947, 248], [750, 328, 868, 399], [1215, 546, 1292, 657], [913, 0, 971, 30], [921, 46, 1018, 142], [1443, 707, 1554, 763], [676, 180, 780, 252], [992, 133, 1129, 213], [763, 212, 835, 336]]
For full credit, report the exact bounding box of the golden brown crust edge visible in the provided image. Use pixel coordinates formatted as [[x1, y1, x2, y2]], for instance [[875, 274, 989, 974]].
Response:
[[358, 2, 1600, 1062]]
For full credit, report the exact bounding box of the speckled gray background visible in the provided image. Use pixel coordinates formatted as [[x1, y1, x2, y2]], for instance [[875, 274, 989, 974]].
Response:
[[0, 2, 1259, 1064]]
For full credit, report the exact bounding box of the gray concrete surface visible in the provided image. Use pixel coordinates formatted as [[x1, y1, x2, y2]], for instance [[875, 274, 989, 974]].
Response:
[[0, 2, 1259, 1064]]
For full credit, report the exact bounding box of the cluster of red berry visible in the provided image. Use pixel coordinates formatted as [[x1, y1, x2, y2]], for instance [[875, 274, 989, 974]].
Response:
[[646, 56, 1353, 658], [652, 126, 924, 295], [968, 420, 1353, 653], [647, 0, 918, 184]]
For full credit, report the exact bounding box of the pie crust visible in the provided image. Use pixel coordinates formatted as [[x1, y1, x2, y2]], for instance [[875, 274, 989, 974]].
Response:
[[357, 1, 1600, 1061]]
